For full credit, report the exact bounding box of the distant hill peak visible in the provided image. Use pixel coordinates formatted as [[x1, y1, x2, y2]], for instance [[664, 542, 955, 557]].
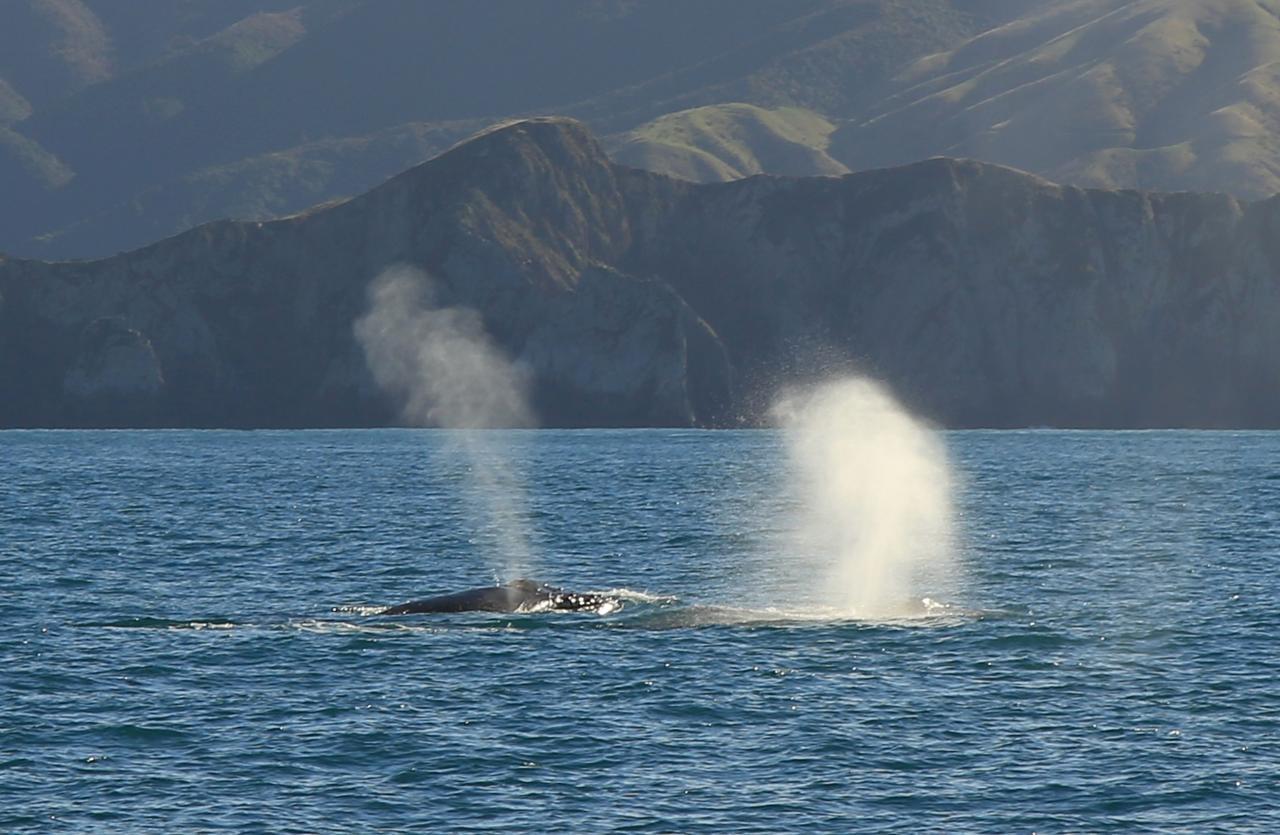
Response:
[[441, 117, 607, 165]]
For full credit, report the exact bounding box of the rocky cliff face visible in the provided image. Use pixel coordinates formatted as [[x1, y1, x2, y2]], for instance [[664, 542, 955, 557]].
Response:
[[2, 117, 1278, 428], [0, 118, 731, 428], [624, 158, 1280, 426]]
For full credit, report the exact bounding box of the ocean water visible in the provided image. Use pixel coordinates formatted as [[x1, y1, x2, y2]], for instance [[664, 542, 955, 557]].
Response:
[[2, 429, 1278, 832]]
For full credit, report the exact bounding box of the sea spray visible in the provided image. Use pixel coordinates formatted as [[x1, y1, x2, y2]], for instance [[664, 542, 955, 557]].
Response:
[[773, 377, 958, 617], [354, 265, 536, 579], [354, 267, 533, 429]]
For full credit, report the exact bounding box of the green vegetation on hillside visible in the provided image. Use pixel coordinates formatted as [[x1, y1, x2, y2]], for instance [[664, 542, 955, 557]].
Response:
[[0, 78, 32, 125], [1, 0, 991, 258], [0, 125, 72, 190], [607, 103, 848, 181], [7, 0, 1280, 257], [831, 0, 1280, 197], [0, 0, 112, 110]]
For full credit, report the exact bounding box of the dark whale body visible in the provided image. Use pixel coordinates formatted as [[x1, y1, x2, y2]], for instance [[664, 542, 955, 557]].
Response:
[[381, 579, 621, 615]]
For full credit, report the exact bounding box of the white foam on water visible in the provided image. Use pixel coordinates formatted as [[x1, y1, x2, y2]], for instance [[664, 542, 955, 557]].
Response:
[[588, 588, 678, 604], [332, 605, 390, 617]]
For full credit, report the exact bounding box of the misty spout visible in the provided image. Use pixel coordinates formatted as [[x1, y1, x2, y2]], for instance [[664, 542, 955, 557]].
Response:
[[354, 266, 534, 430], [775, 378, 959, 618], [355, 265, 537, 579]]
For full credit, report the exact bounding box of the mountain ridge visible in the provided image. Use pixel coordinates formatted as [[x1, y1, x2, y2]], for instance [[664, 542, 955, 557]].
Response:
[[0, 0, 1019, 260], [3, 117, 1279, 429], [14, 0, 1280, 262]]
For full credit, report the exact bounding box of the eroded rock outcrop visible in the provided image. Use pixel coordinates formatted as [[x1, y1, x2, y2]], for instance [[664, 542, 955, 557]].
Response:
[[62, 317, 167, 427]]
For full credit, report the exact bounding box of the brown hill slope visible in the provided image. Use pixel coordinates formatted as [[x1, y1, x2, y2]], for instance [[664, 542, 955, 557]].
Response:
[[2, 0, 1003, 259], [831, 0, 1280, 197]]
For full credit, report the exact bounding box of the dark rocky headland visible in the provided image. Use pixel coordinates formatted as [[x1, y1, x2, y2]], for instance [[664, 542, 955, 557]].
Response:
[[3, 117, 1278, 429]]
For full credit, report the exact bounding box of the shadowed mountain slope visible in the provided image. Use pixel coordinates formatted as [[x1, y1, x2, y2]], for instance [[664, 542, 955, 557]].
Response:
[[0, 0, 113, 112], [15, 0, 1280, 261], [0, 0, 1011, 259], [3, 118, 1279, 428], [0, 119, 731, 428]]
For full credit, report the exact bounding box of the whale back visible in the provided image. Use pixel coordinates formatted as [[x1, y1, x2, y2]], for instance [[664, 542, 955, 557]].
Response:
[[379, 580, 618, 615]]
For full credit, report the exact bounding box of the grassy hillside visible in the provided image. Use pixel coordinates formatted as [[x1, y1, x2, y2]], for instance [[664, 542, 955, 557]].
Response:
[[0, 125, 73, 190], [564, 0, 1011, 129], [0, 79, 32, 125], [25, 0, 1280, 258], [606, 104, 848, 181], [0, 0, 112, 111], [830, 0, 1280, 197], [1, 0, 996, 258]]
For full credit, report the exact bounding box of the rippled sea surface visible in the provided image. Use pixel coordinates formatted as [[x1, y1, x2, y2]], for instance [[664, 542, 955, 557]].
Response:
[[3, 429, 1279, 832]]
